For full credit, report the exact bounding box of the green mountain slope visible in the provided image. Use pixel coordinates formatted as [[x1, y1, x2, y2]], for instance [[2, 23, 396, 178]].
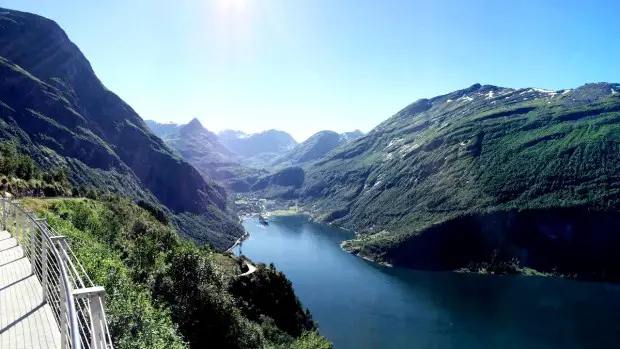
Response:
[[219, 129, 298, 165], [271, 130, 364, 167], [300, 83, 620, 280], [25, 197, 331, 349], [0, 8, 243, 249]]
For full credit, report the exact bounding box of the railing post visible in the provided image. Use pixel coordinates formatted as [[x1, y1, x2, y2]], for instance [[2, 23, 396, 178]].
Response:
[[74, 287, 107, 349], [16, 206, 21, 244], [90, 293, 106, 349], [23, 210, 30, 261], [42, 232, 48, 303], [53, 236, 70, 349], [60, 271, 68, 349], [30, 215, 36, 271], [1, 196, 5, 230], [12, 205, 17, 237], [73, 286, 107, 349]]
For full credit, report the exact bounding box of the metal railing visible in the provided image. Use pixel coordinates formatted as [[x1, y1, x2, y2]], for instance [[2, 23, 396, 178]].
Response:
[[1, 197, 113, 349]]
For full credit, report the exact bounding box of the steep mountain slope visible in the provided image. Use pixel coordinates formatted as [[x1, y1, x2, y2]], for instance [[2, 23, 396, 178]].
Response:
[[0, 8, 243, 249], [219, 129, 298, 165], [300, 83, 620, 279], [272, 130, 364, 167], [164, 118, 234, 166]]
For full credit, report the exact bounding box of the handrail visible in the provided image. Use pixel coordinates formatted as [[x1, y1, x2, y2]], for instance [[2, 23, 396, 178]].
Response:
[[1, 197, 113, 349]]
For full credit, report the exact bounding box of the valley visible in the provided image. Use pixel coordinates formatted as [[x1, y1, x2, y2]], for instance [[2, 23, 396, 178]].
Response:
[[2, 3, 620, 349], [146, 82, 620, 282]]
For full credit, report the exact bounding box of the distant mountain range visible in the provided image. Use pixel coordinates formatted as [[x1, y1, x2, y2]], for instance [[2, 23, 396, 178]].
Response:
[[145, 119, 364, 178], [0, 8, 243, 249], [5, 6, 620, 282], [271, 130, 363, 166]]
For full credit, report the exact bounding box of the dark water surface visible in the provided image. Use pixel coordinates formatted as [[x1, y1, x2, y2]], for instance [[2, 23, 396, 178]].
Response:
[[233, 216, 620, 349]]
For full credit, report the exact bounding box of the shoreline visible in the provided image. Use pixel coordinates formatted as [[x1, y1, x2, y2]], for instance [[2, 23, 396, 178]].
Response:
[[226, 230, 250, 253], [339, 241, 393, 267], [232, 214, 561, 280]]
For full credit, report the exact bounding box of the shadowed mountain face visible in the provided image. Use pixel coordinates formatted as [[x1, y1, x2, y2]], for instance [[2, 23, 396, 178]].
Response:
[[294, 83, 620, 277], [0, 8, 243, 249]]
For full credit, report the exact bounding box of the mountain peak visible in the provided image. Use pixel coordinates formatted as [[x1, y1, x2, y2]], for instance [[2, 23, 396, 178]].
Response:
[[187, 118, 203, 128], [180, 118, 205, 134]]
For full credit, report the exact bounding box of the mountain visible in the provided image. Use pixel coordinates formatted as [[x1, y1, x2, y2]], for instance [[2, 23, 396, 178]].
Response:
[[144, 120, 181, 138], [163, 118, 233, 164], [218, 129, 247, 140], [340, 129, 364, 141], [219, 129, 298, 164], [272, 130, 364, 167], [148, 118, 263, 183], [0, 8, 243, 249], [298, 83, 620, 280]]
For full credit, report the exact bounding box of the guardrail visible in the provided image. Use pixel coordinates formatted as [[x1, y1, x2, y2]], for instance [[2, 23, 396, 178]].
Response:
[[1, 197, 113, 349]]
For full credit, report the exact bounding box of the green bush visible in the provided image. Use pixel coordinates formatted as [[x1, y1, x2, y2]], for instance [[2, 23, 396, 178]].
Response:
[[25, 198, 332, 349]]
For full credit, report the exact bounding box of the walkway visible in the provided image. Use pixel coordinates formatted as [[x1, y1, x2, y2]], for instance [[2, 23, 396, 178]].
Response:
[[0, 230, 61, 349]]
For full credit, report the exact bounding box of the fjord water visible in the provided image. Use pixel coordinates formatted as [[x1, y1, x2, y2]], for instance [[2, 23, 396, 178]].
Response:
[[234, 216, 620, 349]]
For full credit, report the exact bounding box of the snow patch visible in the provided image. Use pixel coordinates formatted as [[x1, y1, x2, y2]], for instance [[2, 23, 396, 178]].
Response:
[[446, 99, 453, 103], [562, 89, 572, 95], [458, 95, 474, 103], [612, 89, 618, 95], [532, 88, 556, 94], [498, 89, 514, 97], [485, 91, 495, 99]]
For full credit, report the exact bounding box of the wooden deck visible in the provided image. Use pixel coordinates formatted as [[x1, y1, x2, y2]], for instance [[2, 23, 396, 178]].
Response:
[[0, 230, 60, 349]]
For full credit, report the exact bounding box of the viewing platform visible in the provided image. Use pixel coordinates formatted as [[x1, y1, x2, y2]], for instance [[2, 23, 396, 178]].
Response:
[[0, 199, 113, 349]]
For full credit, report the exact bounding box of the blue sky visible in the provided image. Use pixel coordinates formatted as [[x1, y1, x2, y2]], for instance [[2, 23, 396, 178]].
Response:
[[2, 0, 620, 141]]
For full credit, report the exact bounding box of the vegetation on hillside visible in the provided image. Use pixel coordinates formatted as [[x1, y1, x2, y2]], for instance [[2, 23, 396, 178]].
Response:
[[0, 8, 245, 250], [24, 197, 332, 349], [0, 140, 101, 198], [271, 130, 363, 168], [293, 83, 620, 278]]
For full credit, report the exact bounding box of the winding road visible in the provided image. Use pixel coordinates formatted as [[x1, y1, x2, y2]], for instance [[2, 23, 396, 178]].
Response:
[[238, 261, 257, 277]]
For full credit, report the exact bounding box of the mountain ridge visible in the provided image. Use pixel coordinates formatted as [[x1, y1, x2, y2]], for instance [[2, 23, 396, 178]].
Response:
[[271, 129, 364, 167], [0, 7, 243, 249], [292, 81, 620, 279]]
